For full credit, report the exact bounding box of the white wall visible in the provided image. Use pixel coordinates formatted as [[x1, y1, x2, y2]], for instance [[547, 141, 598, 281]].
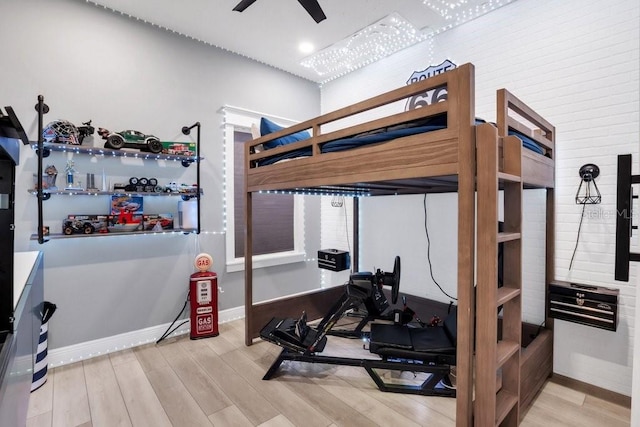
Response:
[[1, 0, 322, 351], [321, 0, 639, 396]]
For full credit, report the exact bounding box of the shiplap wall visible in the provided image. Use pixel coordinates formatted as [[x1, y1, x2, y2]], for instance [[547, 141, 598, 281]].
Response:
[[321, 0, 639, 396], [320, 197, 354, 287]]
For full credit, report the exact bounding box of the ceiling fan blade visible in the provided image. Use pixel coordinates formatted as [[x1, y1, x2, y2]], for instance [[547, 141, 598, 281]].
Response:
[[297, 0, 326, 23], [233, 0, 258, 12]]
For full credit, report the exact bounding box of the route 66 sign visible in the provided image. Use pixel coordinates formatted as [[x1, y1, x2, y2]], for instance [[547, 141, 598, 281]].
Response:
[[405, 59, 457, 111]]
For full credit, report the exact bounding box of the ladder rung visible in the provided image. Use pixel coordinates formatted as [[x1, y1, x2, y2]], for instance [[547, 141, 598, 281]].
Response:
[[498, 172, 521, 183], [495, 389, 518, 426], [497, 287, 520, 306], [497, 231, 520, 243], [496, 340, 520, 368]]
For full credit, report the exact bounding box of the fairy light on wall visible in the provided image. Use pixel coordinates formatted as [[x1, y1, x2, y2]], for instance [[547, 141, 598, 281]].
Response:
[[222, 118, 228, 233]]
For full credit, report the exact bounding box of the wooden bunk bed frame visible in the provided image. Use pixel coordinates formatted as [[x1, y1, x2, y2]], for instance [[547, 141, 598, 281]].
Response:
[[243, 63, 555, 426]]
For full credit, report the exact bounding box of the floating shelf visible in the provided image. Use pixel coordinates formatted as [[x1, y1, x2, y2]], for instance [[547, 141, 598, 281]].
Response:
[[27, 189, 202, 197], [30, 229, 198, 241], [30, 141, 203, 162]]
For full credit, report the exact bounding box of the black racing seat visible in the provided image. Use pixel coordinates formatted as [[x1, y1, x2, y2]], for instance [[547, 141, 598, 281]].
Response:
[[369, 306, 457, 366]]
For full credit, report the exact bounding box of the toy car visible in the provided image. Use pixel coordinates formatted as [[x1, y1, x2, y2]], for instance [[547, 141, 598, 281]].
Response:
[[98, 128, 163, 154], [63, 215, 109, 235], [62, 218, 96, 235]]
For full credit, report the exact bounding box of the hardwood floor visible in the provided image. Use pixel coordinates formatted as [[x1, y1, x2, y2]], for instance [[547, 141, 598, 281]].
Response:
[[26, 319, 630, 427]]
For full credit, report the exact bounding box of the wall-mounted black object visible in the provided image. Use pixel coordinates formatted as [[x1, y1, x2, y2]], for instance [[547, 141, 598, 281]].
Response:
[[575, 163, 601, 204], [181, 122, 201, 234], [317, 249, 350, 272], [549, 280, 619, 331], [233, 0, 326, 23], [34, 96, 49, 244], [615, 154, 639, 281]]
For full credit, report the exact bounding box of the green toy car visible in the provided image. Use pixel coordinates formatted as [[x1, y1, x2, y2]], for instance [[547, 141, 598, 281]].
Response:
[[98, 128, 163, 154]]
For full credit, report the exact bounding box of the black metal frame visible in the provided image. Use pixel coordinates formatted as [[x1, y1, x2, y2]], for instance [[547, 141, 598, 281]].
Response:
[[259, 278, 456, 397], [615, 154, 640, 281], [263, 348, 455, 397], [35, 95, 48, 244], [181, 122, 201, 234]]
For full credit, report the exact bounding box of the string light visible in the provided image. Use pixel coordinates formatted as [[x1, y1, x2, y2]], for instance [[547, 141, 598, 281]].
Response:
[[424, 0, 515, 34], [31, 142, 200, 162], [222, 120, 228, 233], [301, 13, 430, 82], [424, 0, 470, 20], [258, 189, 371, 198], [84, 0, 306, 81], [309, 1, 515, 83], [86, 0, 515, 85]]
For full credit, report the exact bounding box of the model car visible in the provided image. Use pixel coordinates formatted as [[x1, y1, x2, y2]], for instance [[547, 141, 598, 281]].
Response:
[[98, 128, 163, 154], [62, 218, 96, 235], [63, 215, 109, 235]]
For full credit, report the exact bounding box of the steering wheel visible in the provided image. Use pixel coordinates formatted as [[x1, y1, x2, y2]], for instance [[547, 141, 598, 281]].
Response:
[[391, 256, 401, 304]]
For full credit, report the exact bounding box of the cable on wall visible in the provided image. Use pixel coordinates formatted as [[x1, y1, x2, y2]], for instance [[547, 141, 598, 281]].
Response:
[[342, 201, 352, 259], [569, 203, 587, 271], [423, 194, 457, 300]]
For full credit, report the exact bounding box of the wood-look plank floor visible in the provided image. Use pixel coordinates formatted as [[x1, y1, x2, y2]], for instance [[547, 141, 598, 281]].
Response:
[[26, 319, 630, 427]]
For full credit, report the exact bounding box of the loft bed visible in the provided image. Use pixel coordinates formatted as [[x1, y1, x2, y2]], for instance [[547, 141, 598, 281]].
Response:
[[243, 63, 555, 426]]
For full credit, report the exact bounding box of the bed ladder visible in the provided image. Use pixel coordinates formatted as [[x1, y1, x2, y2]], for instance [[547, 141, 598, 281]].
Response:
[[475, 123, 523, 426]]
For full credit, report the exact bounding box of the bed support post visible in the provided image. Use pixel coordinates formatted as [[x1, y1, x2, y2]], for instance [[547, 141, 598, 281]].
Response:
[[244, 183, 254, 346], [353, 197, 360, 271], [453, 63, 476, 427]]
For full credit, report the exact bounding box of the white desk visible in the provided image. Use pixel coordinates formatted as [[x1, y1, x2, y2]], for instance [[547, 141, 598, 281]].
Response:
[[14, 251, 41, 309], [0, 251, 43, 427]]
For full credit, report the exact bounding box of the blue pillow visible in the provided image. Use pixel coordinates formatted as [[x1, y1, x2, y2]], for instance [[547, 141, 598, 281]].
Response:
[[260, 117, 310, 150]]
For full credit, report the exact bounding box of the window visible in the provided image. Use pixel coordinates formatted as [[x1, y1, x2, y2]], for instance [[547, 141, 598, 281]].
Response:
[[223, 106, 305, 273]]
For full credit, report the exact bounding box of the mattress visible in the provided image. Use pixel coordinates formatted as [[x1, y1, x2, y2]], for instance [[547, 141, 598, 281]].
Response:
[[256, 117, 544, 167]]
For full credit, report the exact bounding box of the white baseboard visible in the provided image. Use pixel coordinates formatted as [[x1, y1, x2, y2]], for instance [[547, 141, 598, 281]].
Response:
[[47, 305, 245, 368]]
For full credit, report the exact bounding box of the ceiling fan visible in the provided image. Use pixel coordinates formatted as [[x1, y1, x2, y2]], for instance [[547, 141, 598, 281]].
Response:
[[233, 0, 327, 23]]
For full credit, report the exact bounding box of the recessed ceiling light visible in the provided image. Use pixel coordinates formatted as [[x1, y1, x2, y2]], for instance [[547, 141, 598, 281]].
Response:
[[298, 41, 315, 54]]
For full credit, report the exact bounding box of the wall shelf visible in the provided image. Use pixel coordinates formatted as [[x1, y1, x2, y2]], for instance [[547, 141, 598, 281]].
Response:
[[30, 141, 202, 164], [30, 229, 197, 241], [32, 96, 203, 243], [27, 189, 202, 198]]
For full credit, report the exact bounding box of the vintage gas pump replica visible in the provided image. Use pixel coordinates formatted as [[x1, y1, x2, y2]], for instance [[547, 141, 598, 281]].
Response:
[[189, 253, 219, 339]]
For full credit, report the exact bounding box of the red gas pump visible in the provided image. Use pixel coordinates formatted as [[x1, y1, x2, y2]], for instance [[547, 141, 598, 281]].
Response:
[[189, 253, 219, 339]]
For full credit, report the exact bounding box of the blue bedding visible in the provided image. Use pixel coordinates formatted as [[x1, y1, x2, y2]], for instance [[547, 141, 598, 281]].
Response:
[[508, 129, 544, 155], [256, 118, 544, 166]]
